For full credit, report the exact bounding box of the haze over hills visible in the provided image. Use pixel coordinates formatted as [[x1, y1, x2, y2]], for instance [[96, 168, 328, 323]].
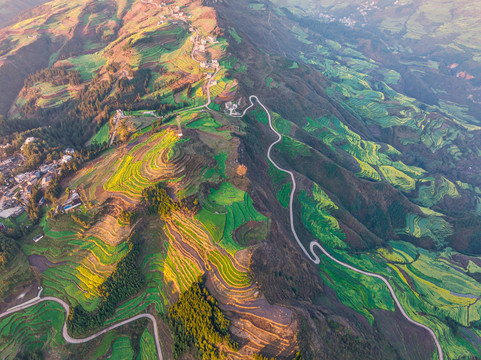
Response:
[[1, 0, 481, 359], [0, 0, 48, 28]]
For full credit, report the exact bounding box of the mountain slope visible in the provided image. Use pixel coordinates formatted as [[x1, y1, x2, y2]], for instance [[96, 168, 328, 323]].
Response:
[[0, 0, 48, 28], [1, 0, 481, 359], [213, 0, 481, 358]]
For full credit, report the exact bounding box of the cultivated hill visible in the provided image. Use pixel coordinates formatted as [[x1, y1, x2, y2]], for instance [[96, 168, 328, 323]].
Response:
[[1, 0, 481, 359]]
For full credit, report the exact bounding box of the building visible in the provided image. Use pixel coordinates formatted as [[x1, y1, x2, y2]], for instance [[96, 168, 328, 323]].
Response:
[[41, 173, 55, 188], [28, 177, 39, 187], [70, 190, 80, 200], [65, 148, 75, 155], [32, 233, 44, 243], [0, 205, 24, 220], [40, 163, 57, 173], [207, 36, 217, 43], [64, 198, 82, 212], [15, 172, 31, 184], [61, 155, 73, 164]]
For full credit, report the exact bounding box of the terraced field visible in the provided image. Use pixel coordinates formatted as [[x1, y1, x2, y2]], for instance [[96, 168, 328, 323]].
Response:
[[0, 0, 302, 358], [103, 129, 183, 201], [298, 178, 481, 358], [197, 182, 267, 255], [397, 212, 453, 248], [108, 336, 135, 359], [23, 214, 130, 310], [0, 302, 66, 359], [138, 329, 157, 360]]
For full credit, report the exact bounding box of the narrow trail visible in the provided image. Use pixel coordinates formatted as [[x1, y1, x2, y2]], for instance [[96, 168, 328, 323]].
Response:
[[0, 290, 163, 360], [237, 95, 444, 360]]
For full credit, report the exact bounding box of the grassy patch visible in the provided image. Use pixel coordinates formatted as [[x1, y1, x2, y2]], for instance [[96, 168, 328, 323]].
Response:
[[90, 122, 110, 146], [276, 182, 291, 208], [228, 27, 242, 44]]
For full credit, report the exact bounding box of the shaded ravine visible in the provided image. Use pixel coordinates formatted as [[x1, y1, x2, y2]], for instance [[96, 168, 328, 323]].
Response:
[[237, 95, 444, 360], [0, 292, 163, 360]]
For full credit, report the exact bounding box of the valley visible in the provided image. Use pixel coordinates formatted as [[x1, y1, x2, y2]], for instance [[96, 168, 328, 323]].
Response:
[[1, 0, 481, 359]]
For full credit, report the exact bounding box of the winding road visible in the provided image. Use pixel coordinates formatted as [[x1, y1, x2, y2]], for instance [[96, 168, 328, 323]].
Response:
[[238, 95, 444, 360], [0, 290, 163, 360], [0, 6, 218, 357], [0, 1, 443, 357]]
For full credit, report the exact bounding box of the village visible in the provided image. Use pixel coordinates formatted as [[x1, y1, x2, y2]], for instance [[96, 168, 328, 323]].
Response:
[[0, 137, 82, 233], [143, 0, 221, 69], [0, 1, 218, 235]]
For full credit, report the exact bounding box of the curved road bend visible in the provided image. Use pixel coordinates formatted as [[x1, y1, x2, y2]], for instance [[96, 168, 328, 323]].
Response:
[[240, 95, 444, 360], [0, 9, 216, 356], [0, 296, 163, 360]]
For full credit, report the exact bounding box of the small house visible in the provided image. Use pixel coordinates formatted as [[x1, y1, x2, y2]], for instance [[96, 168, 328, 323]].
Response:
[[32, 233, 44, 243]]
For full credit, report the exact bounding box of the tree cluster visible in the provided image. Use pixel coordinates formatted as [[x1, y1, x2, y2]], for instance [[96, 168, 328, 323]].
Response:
[[15, 349, 43, 360], [143, 183, 179, 218], [168, 279, 238, 359], [77, 76, 113, 120], [118, 210, 135, 225], [24, 67, 81, 88], [0, 235, 19, 270], [67, 235, 144, 335], [26, 185, 43, 224], [143, 183, 199, 219], [157, 103, 180, 116], [21, 140, 46, 173]]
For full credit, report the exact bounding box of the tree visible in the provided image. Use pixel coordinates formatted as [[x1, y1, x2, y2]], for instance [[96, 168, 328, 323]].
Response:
[[26, 186, 43, 224], [67, 234, 144, 335], [118, 210, 135, 225], [168, 280, 238, 359], [0, 235, 18, 270]]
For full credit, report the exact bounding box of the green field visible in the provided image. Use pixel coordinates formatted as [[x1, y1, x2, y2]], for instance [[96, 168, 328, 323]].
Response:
[[197, 182, 267, 255], [228, 26, 242, 44], [297, 179, 481, 358], [138, 329, 157, 360], [0, 302, 66, 359], [276, 182, 291, 208], [90, 123, 110, 146], [108, 337, 134, 360]]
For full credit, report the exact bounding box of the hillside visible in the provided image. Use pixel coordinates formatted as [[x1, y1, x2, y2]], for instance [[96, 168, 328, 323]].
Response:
[[212, 0, 481, 358], [1, 0, 481, 359], [0, 0, 48, 28]]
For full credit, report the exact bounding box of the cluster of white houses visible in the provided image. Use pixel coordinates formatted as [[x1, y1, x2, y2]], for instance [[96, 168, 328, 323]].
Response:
[[0, 140, 77, 223]]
